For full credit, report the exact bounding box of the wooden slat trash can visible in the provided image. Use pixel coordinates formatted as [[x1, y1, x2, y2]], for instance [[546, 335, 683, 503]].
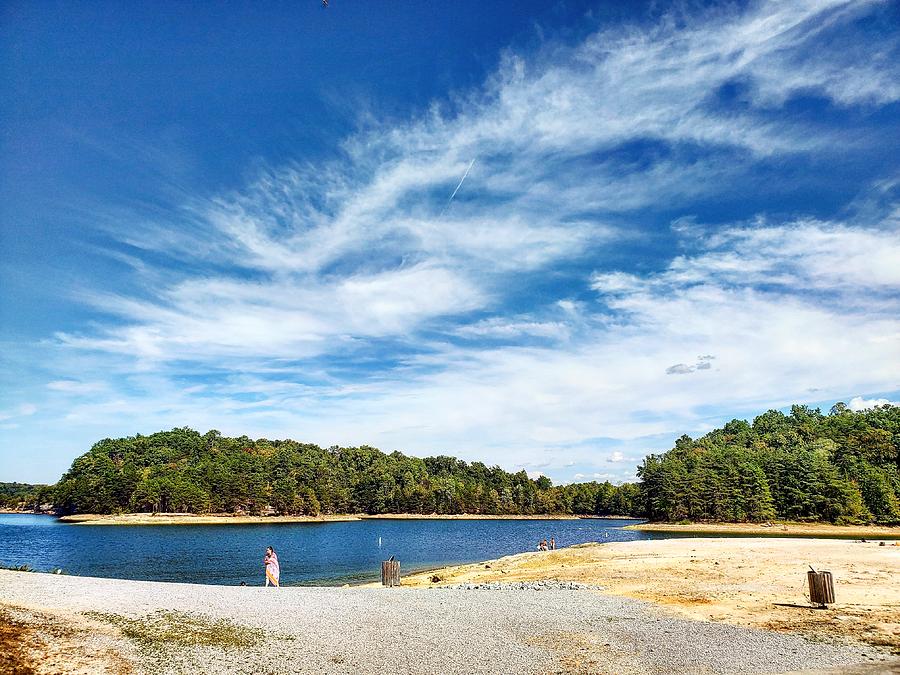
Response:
[[807, 569, 835, 608], [381, 559, 400, 587]]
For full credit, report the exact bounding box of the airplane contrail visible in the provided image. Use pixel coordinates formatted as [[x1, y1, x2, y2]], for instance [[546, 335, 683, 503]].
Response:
[[440, 157, 476, 216]]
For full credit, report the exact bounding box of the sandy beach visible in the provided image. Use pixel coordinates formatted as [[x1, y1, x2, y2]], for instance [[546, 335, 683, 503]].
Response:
[[56, 512, 584, 525], [56, 515, 899, 531], [627, 522, 900, 538], [360, 513, 581, 520], [56, 513, 361, 526]]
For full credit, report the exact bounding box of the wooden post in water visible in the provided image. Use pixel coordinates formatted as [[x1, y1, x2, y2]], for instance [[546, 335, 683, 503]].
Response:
[[807, 569, 835, 608], [381, 559, 400, 587]]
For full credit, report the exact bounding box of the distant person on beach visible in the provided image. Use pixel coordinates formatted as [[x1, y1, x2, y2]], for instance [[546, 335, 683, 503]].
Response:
[[264, 546, 280, 587], [550, 538, 555, 550], [538, 539, 548, 551]]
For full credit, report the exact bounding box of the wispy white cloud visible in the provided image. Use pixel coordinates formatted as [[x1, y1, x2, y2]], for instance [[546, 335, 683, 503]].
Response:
[[455, 317, 569, 341], [46, 380, 106, 394], [103, 0, 897, 280], [69, 0, 899, 371], [0, 404, 37, 422], [58, 214, 896, 471], [59, 264, 484, 362], [594, 221, 900, 298]]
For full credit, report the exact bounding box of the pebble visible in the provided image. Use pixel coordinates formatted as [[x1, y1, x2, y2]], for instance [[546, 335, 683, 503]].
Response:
[[0, 570, 893, 674], [439, 579, 600, 591]]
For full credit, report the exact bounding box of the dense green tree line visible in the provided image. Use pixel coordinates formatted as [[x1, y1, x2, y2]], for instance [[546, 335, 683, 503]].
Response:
[[50, 428, 641, 517], [0, 482, 51, 510], [638, 404, 900, 524]]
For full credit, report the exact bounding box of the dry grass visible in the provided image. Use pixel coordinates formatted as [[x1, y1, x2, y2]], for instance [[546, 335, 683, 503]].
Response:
[[85, 610, 262, 653]]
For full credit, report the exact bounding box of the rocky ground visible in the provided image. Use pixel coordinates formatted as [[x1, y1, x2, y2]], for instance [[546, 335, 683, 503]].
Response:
[[401, 537, 900, 657], [1, 570, 897, 675]]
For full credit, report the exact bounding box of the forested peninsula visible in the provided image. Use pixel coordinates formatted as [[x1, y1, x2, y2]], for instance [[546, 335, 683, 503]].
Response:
[[48, 428, 641, 517], [5, 403, 899, 524]]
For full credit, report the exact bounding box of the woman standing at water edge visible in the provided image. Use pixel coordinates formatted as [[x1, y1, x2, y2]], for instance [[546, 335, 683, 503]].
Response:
[[264, 546, 280, 587]]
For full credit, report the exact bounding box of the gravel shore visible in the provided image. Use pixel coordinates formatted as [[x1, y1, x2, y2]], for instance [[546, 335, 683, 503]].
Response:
[[1, 570, 895, 674], [402, 537, 900, 657]]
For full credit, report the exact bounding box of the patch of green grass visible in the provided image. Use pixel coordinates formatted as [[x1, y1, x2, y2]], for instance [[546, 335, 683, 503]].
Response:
[[85, 610, 261, 652], [0, 563, 66, 574]]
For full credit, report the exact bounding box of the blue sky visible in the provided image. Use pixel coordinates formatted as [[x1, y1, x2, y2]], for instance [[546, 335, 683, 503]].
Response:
[[1, 0, 899, 485]]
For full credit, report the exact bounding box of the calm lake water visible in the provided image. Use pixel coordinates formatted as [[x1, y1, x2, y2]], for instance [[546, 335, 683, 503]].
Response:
[[0, 514, 653, 586]]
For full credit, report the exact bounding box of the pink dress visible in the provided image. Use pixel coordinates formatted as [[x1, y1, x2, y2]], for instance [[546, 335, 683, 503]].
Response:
[[264, 552, 280, 586]]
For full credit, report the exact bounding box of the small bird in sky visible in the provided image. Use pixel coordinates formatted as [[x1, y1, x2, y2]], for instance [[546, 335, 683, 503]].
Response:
[[322, 0, 328, 7]]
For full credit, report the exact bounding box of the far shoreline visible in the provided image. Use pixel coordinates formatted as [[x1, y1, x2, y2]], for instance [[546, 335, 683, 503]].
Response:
[[626, 520, 900, 538], [51, 512, 605, 526]]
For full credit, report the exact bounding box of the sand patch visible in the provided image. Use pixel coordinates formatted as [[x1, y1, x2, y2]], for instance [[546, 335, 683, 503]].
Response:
[[0, 603, 133, 674]]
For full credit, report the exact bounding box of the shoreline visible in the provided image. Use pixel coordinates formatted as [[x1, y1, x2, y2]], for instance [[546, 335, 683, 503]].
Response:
[[47, 513, 900, 533], [627, 521, 900, 538], [53, 512, 591, 525], [0, 509, 54, 515], [359, 512, 581, 520], [56, 513, 360, 525]]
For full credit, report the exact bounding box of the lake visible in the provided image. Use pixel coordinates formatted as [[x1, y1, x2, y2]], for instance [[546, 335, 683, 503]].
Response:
[[0, 514, 653, 586]]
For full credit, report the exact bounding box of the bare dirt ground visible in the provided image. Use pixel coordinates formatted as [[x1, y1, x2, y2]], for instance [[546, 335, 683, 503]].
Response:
[[0, 604, 134, 674]]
